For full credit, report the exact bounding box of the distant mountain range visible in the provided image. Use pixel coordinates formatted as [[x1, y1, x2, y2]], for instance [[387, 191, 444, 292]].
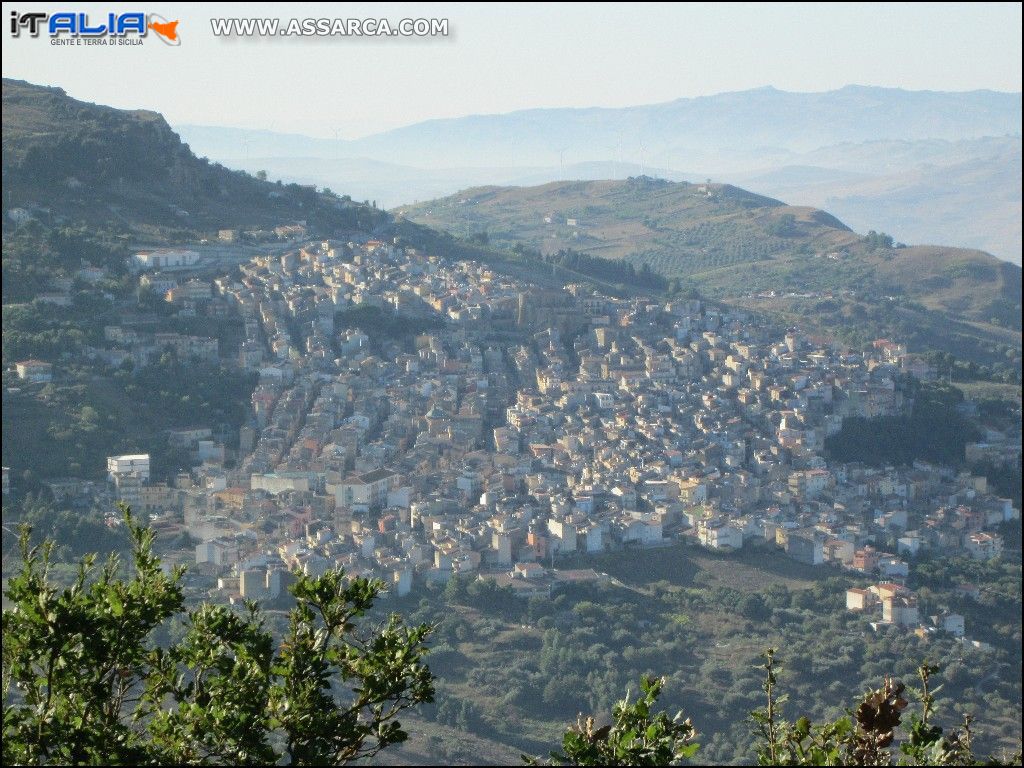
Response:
[[175, 86, 1022, 263], [178, 86, 1021, 166], [725, 138, 1022, 261]]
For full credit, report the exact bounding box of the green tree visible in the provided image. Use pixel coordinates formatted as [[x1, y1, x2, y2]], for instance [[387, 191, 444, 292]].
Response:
[[529, 675, 699, 765], [864, 231, 895, 251], [2, 506, 434, 765], [443, 573, 469, 604], [537, 651, 1020, 767], [739, 593, 771, 622], [768, 214, 798, 237], [749, 648, 1016, 766]]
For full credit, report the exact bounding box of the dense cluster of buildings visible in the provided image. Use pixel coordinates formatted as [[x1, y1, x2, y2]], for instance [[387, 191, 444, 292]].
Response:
[[12, 237, 1018, 623]]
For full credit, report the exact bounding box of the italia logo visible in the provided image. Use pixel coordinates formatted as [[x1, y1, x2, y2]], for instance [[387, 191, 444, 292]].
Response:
[[9, 11, 180, 45]]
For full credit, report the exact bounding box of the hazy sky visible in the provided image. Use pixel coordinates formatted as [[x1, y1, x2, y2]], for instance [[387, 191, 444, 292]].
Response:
[[3, 2, 1021, 138]]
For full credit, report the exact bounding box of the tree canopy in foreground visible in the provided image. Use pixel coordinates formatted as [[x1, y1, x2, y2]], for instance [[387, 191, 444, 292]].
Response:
[[530, 649, 1021, 766], [2, 507, 434, 765], [3, 510, 1021, 766]]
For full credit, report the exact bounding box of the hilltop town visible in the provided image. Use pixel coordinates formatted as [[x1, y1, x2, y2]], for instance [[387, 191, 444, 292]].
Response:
[[9, 237, 1019, 651]]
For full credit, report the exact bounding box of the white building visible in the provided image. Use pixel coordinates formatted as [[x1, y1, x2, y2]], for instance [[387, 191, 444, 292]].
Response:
[[547, 517, 578, 553], [14, 360, 53, 383], [130, 249, 200, 272], [578, 524, 603, 553], [846, 588, 874, 612], [392, 567, 413, 597], [932, 612, 965, 638], [964, 532, 1003, 561], [195, 539, 239, 567], [699, 521, 744, 551], [336, 468, 399, 512], [107, 454, 150, 482], [239, 568, 269, 599], [882, 595, 919, 627], [620, 515, 663, 545], [250, 472, 314, 495]]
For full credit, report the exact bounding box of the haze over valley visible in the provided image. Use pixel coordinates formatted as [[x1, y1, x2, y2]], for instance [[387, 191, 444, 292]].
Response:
[[177, 86, 1022, 263], [2, 7, 1021, 762]]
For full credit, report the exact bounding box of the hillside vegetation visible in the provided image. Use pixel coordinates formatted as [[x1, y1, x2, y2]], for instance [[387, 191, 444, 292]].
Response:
[[2, 78, 386, 243], [0, 79, 384, 484], [399, 177, 854, 270], [3, 515, 1020, 766], [177, 86, 1022, 261], [399, 177, 1022, 366]]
